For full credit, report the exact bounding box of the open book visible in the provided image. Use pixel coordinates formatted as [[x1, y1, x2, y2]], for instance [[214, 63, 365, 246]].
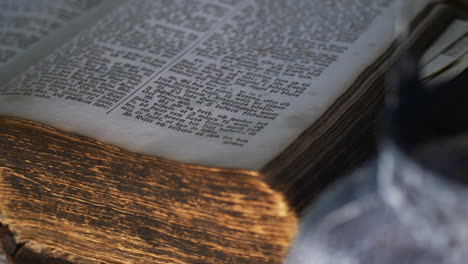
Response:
[[0, 0, 464, 263]]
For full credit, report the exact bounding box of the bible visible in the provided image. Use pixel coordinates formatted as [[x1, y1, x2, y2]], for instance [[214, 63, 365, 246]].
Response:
[[0, 0, 465, 263]]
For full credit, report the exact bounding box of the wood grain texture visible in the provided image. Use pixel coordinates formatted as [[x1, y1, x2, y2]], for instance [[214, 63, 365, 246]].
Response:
[[0, 117, 297, 264]]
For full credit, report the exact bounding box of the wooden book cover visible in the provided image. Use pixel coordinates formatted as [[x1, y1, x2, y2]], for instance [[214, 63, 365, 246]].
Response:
[[0, 0, 464, 263]]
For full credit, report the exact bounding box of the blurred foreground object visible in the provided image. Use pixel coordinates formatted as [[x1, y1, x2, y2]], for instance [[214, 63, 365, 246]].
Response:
[[287, 1, 468, 262], [287, 56, 468, 263]]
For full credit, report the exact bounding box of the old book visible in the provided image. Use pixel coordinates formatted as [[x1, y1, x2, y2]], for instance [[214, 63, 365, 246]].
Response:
[[0, 0, 462, 263]]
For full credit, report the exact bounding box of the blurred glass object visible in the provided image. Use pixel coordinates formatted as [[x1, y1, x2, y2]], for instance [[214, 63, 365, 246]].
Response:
[[286, 48, 468, 264], [287, 0, 468, 261]]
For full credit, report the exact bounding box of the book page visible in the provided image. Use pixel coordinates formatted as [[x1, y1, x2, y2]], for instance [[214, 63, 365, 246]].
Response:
[[0, 0, 402, 170], [0, 0, 123, 82], [0, 0, 99, 65], [426, 35, 468, 83], [421, 19, 468, 80], [421, 20, 468, 65]]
